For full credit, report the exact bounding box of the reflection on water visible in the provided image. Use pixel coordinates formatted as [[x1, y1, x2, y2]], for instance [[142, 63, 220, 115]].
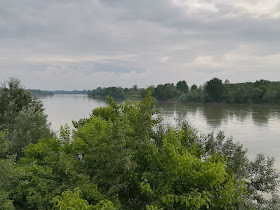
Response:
[[40, 95, 280, 168], [156, 102, 280, 128], [156, 101, 280, 167]]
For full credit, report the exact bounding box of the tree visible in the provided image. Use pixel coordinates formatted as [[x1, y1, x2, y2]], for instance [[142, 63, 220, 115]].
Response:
[[205, 78, 224, 102], [133, 85, 138, 92], [0, 132, 14, 210], [0, 78, 53, 158], [10, 138, 69, 208], [0, 78, 41, 129], [224, 79, 230, 84], [104, 87, 125, 99], [154, 83, 180, 100], [53, 188, 115, 210], [199, 131, 280, 209], [230, 86, 250, 104], [251, 88, 265, 103], [254, 79, 269, 88], [191, 84, 198, 91], [68, 89, 247, 209], [176, 80, 189, 93], [7, 106, 53, 158]]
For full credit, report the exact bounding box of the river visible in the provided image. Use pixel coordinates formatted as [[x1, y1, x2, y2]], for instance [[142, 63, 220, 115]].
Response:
[[39, 94, 280, 167]]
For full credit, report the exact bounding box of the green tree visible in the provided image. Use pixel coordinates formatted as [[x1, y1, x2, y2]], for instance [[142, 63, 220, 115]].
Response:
[[7, 106, 53, 158], [0, 78, 42, 129], [254, 79, 270, 88], [104, 87, 125, 99], [11, 138, 72, 209], [200, 131, 280, 209], [0, 132, 15, 209], [205, 78, 224, 102], [251, 88, 265, 103], [231, 86, 250, 104], [71, 90, 280, 209], [69, 89, 247, 209], [10, 131, 115, 209], [0, 78, 53, 158], [53, 188, 115, 210], [191, 84, 198, 91], [133, 85, 138, 92], [154, 83, 180, 100], [176, 80, 189, 93]]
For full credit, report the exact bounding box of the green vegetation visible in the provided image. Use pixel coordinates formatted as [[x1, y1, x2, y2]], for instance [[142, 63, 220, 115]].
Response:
[[153, 83, 181, 100], [88, 78, 280, 104], [30, 89, 88, 96], [204, 78, 224, 102], [32, 78, 280, 104], [29, 89, 54, 96], [151, 79, 280, 104], [53, 90, 88, 94], [176, 80, 189, 93], [88, 85, 146, 100], [0, 78, 54, 158], [1, 78, 280, 209]]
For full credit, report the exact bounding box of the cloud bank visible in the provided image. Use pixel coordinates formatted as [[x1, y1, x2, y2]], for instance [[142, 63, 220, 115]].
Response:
[[0, 0, 279, 90]]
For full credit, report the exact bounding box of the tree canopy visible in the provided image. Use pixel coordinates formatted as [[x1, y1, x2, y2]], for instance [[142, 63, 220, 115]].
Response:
[[147, 78, 280, 105], [0, 78, 53, 158], [176, 80, 189, 93], [204, 78, 224, 102]]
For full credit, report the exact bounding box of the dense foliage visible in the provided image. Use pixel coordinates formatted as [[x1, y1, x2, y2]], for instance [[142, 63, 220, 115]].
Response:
[[1, 79, 280, 209], [204, 78, 224, 102], [0, 78, 54, 158]]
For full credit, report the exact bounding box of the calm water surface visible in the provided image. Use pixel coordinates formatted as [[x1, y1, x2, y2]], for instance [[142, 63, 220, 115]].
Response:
[[39, 94, 107, 131], [39, 94, 280, 167]]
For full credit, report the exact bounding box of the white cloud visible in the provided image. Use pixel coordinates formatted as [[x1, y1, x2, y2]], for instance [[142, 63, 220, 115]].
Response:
[[171, 0, 280, 19], [172, 0, 219, 14], [230, 0, 280, 18]]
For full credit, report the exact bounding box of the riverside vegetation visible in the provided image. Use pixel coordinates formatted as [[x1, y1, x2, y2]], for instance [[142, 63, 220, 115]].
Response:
[[88, 78, 280, 104], [1, 78, 280, 209]]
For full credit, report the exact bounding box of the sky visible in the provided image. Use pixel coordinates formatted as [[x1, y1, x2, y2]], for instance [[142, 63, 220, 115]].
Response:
[[0, 0, 280, 90]]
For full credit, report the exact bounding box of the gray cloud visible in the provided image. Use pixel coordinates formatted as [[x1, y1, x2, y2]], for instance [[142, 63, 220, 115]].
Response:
[[0, 0, 280, 90]]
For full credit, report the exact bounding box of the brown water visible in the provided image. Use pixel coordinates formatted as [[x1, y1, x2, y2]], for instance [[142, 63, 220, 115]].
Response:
[[39, 94, 280, 167]]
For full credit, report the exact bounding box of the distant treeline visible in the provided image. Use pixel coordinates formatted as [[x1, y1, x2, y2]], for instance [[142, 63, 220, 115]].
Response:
[[153, 78, 280, 104], [53, 90, 88, 94], [29, 89, 54, 96], [30, 89, 88, 95], [88, 79, 280, 104], [88, 85, 145, 99]]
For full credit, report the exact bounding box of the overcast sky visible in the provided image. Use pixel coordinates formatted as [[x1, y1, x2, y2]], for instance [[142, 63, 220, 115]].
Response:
[[1, 0, 280, 90]]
